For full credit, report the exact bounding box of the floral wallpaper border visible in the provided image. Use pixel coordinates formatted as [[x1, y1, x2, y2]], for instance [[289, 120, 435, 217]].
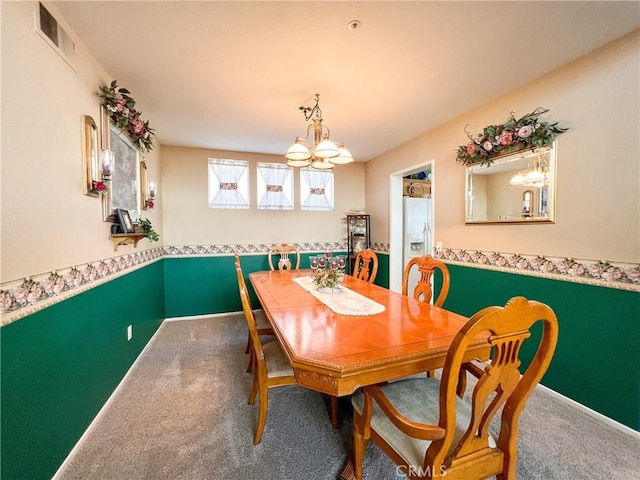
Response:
[[0, 248, 163, 327], [162, 242, 349, 256], [433, 248, 640, 291], [2, 243, 637, 326]]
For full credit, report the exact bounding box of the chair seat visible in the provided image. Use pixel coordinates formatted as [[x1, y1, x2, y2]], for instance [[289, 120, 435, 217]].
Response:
[[262, 340, 294, 378], [352, 377, 496, 469], [253, 309, 271, 331]]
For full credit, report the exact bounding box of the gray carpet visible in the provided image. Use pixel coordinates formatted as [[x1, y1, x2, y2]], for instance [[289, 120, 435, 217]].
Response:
[[56, 314, 640, 480]]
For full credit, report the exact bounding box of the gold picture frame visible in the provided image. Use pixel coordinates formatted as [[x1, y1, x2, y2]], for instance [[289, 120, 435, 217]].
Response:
[[81, 115, 100, 197], [140, 160, 148, 211]]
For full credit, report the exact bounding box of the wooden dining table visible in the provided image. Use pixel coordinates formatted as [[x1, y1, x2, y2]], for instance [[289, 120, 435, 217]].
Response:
[[248, 269, 490, 398]]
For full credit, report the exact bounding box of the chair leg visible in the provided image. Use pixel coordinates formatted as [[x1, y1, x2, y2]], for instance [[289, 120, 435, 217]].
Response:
[[353, 421, 366, 480], [244, 333, 250, 354], [246, 346, 255, 373], [253, 383, 269, 444], [456, 367, 467, 398], [331, 396, 339, 428]]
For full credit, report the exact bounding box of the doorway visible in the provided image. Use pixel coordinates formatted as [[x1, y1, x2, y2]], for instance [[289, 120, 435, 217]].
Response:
[[389, 159, 434, 292]]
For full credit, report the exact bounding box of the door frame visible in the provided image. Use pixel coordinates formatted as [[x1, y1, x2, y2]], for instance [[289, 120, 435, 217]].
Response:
[[389, 159, 435, 292]]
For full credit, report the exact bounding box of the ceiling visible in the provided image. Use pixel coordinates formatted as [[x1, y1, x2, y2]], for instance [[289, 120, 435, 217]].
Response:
[[53, 1, 639, 162]]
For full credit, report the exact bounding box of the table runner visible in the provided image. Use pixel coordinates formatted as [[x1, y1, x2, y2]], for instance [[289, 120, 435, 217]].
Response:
[[293, 276, 386, 316]]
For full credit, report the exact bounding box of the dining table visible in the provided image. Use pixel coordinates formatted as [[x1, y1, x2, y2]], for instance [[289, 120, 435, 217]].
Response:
[[248, 269, 490, 399]]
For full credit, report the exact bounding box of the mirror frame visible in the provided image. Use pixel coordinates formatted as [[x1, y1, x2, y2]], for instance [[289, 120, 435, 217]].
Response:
[[140, 160, 149, 211], [81, 115, 100, 197], [465, 142, 557, 224], [102, 123, 141, 222]]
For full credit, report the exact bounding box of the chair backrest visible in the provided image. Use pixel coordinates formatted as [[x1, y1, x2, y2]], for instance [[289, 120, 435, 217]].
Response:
[[235, 255, 267, 372], [353, 249, 378, 283], [268, 243, 300, 271], [402, 255, 450, 307], [426, 296, 559, 478]]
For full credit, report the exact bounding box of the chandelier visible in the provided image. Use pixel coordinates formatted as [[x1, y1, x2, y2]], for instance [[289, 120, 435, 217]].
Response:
[[509, 150, 549, 187], [285, 93, 353, 170]]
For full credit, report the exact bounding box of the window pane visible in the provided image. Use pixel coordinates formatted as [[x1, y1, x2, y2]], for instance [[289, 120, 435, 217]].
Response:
[[300, 167, 334, 211], [208, 158, 250, 209], [257, 162, 294, 210]]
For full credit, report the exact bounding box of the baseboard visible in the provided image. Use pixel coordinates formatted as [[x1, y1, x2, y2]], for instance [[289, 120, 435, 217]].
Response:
[[537, 383, 640, 438], [164, 311, 242, 322], [51, 321, 166, 479]]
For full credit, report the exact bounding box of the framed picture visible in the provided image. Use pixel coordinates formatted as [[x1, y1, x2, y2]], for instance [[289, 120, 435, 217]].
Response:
[[103, 122, 140, 222], [116, 208, 134, 233]]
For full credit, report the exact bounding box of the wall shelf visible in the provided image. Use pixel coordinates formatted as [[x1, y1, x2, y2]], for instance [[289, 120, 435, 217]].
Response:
[[111, 233, 145, 251]]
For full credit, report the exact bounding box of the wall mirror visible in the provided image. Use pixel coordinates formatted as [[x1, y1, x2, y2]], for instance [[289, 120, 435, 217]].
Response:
[[102, 123, 140, 221], [81, 115, 100, 197], [465, 143, 556, 224], [140, 160, 149, 211]]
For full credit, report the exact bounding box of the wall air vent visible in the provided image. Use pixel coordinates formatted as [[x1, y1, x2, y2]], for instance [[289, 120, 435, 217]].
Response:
[[35, 2, 76, 70]]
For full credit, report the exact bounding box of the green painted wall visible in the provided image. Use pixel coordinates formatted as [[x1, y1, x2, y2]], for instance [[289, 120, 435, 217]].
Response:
[[375, 252, 390, 289], [1, 261, 165, 480], [442, 264, 640, 430], [163, 252, 350, 318]]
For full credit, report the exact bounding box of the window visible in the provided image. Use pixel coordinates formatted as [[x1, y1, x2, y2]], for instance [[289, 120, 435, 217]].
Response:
[[208, 159, 249, 209], [257, 162, 293, 210], [300, 167, 334, 211]]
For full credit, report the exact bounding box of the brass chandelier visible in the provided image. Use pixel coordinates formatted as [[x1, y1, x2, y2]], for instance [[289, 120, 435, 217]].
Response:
[[285, 93, 353, 170]]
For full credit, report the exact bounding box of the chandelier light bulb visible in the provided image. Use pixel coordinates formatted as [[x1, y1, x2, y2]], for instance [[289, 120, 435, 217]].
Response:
[[330, 145, 354, 164], [285, 138, 311, 161], [311, 157, 334, 170], [510, 173, 525, 186], [313, 137, 340, 158]]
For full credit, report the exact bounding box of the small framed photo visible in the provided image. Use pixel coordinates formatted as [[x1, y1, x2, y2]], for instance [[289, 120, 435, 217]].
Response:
[[116, 208, 134, 233]]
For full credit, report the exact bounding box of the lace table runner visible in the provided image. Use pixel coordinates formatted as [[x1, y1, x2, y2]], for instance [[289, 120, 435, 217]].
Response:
[[293, 276, 386, 316]]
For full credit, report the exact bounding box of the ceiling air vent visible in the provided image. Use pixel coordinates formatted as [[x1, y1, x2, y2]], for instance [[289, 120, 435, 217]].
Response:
[[36, 2, 76, 70]]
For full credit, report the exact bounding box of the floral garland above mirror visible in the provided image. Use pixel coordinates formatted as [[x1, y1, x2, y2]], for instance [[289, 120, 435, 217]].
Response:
[[97, 80, 155, 153], [456, 107, 567, 166]]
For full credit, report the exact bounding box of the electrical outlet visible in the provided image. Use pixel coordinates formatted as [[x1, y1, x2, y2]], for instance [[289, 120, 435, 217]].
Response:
[[127, 325, 132, 341], [436, 241, 443, 252]]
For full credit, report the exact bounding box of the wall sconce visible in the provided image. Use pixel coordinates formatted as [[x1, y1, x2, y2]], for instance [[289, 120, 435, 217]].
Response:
[[102, 150, 113, 181], [145, 181, 157, 209]]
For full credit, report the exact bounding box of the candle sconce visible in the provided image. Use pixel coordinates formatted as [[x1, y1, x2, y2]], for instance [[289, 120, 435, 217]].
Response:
[[140, 160, 157, 210], [146, 181, 157, 209], [102, 149, 113, 181]]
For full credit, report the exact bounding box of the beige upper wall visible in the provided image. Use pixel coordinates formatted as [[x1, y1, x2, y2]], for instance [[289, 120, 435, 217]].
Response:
[[161, 146, 365, 246], [1, 2, 162, 283], [366, 30, 640, 263]]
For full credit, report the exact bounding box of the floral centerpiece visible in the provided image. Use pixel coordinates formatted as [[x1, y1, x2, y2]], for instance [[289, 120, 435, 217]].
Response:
[[311, 252, 346, 290], [456, 107, 567, 166], [97, 80, 155, 153]]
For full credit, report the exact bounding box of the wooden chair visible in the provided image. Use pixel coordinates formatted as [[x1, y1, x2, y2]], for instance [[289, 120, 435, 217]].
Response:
[[235, 263, 297, 444], [353, 248, 378, 283], [236, 254, 340, 435], [351, 296, 559, 479], [402, 255, 450, 307], [268, 243, 300, 270], [235, 254, 274, 373]]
